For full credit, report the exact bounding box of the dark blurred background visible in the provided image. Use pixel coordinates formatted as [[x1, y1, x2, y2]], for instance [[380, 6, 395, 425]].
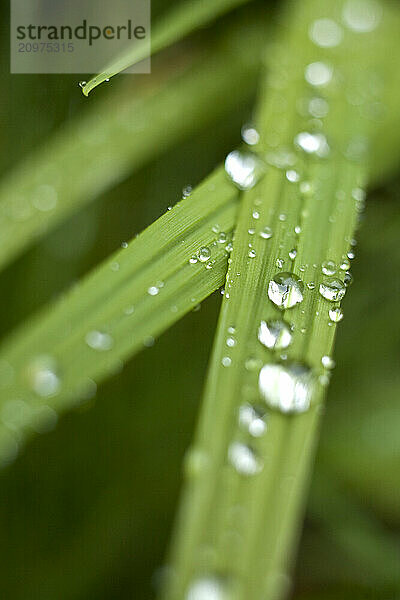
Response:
[[0, 0, 399, 598]]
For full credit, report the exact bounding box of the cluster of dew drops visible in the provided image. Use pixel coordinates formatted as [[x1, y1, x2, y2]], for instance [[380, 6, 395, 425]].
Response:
[[183, 1, 382, 595]]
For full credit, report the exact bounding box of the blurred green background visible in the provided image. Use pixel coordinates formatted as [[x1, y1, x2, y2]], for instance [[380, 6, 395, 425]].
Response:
[[0, 0, 399, 598]]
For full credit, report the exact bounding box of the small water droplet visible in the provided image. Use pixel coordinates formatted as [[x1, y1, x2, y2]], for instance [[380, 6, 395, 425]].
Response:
[[222, 356, 232, 367], [321, 260, 337, 276], [238, 404, 267, 437], [321, 355, 335, 369], [309, 18, 343, 47], [344, 271, 353, 286], [198, 247, 211, 262], [85, 331, 114, 351], [217, 232, 227, 244], [294, 225, 302, 234], [286, 169, 300, 183], [340, 258, 351, 271], [28, 355, 61, 398], [148, 286, 159, 296], [248, 249, 257, 259], [78, 81, 87, 89], [295, 132, 330, 157], [225, 150, 265, 190], [228, 442, 263, 476], [182, 185, 193, 198], [252, 210, 260, 220], [241, 124, 260, 146], [342, 0, 382, 33], [189, 256, 198, 264], [121, 241, 128, 249], [258, 320, 292, 350], [347, 250, 355, 260], [308, 97, 329, 118], [260, 226, 273, 240], [305, 62, 333, 87], [319, 279, 346, 301], [329, 307, 344, 322], [268, 272, 304, 309], [307, 282, 316, 290], [226, 336, 236, 348], [289, 248, 297, 260], [110, 261, 120, 272], [259, 362, 316, 414]]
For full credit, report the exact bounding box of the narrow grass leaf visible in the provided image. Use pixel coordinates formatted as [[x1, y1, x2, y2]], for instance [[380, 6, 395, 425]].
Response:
[[0, 167, 241, 466], [81, 0, 254, 96], [163, 1, 400, 598], [0, 22, 264, 271]]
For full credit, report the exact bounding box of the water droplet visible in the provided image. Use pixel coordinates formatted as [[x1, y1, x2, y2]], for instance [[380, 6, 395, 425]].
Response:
[[85, 331, 114, 351], [344, 271, 353, 286], [124, 305, 135, 315], [226, 336, 236, 348], [184, 447, 209, 479], [309, 18, 343, 47], [32, 184, 58, 212], [217, 232, 227, 244], [321, 355, 335, 369], [307, 282, 316, 290], [268, 272, 304, 309], [189, 256, 198, 264], [294, 225, 302, 234], [276, 258, 285, 269], [319, 279, 346, 301], [238, 404, 267, 437], [78, 81, 87, 89], [279, 213, 287, 222], [342, 0, 382, 33], [110, 261, 120, 272], [286, 169, 300, 183], [225, 150, 265, 190], [321, 260, 337, 276], [329, 307, 344, 322], [295, 132, 330, 157], [248, 249, 257, 259], [28, 355, 61, 398], [258, 320, 292, 350], [305, 62, 333, 87], [241, 124, 260, 146], [289, 248, 297, 260], [182, 185, 193, 198], [148, 286, 159, 296], [186, 577, 228, 600], [347, 250, 355, 260], [222, 357, 232, 367], [308, 97, 329, 118], [340, 258, 351, 271], [198, 247, 211, 262], [259, 362, 316, 414], [252, 210, 260, 220], [260, 227, 273, 240], [121, 241, 128, 249], [228, 442, 263, 476]]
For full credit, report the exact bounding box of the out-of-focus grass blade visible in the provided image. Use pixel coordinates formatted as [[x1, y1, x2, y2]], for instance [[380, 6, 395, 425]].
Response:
[[0, 167, 241, 466], [81, 0, 253, 96], [0, 21, 265, 272], [163, 1, 400, 598]]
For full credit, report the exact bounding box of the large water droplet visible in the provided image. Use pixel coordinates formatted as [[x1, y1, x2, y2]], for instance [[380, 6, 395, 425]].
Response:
[[198, 247, 211, 263], [268, 273, 304, 309], [228, 442, 263, 476], [319, 279, 346, 301], [259, 227, 273, 240], [225, 150, 264, 190], [259, 362, 316, 414], [258, 320, 292, 350]]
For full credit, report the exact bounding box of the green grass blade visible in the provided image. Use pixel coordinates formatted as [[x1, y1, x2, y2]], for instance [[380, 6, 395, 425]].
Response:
[[0, 167, 241, 466], [81, 0, 253, 96], [162, 1, 400, 598], [0, 23, 264, 272]]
